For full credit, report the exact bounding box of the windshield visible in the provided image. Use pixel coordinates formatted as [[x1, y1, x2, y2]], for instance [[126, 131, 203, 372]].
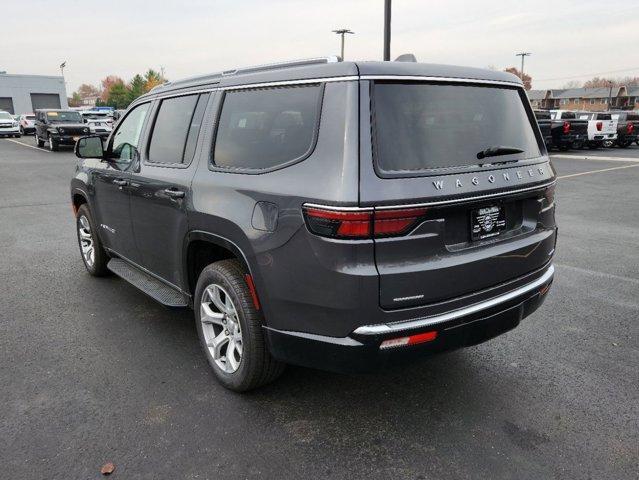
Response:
[[46, 111, 82, 123], [0, 112, 13, 120], [373, 82, 540, 174]]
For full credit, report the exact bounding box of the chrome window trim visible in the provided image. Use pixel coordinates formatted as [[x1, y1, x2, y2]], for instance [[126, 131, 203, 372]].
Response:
[[353, 264, 555, 335], [221, 76, 359, 91], [360, 75, 523, 87]]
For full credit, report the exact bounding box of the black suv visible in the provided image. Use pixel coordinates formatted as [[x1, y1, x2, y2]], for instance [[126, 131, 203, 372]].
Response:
[[72, 58, 557, 391], [35, 109, 89, 151]]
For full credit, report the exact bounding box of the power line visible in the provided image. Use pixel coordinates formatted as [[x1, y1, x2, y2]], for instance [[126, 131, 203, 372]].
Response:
[[536, 67, 639, 82]]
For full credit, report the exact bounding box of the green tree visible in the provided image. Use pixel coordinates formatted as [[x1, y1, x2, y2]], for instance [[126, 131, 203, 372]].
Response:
[[144, 69, 165, 91], [68, 91, 82, 107], [106, 82, 132, 109], [127, 74, 147, 104]]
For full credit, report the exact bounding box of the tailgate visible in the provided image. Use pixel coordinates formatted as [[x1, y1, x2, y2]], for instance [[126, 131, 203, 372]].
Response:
[[360, 80, 557, 310]]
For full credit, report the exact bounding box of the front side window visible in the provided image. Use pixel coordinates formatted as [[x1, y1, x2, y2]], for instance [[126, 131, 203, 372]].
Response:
[[148, 93, 209, 164], [109, 103, 150, 163], [212, 84, 322, 171], [373, 82, 541, 175]]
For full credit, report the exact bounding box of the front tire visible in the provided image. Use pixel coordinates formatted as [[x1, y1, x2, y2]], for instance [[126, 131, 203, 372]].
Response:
[[36, 134, 45, 148], [195, 259, 284, 392], [76, 204, 109, 276], [48, 135, 58, 151]]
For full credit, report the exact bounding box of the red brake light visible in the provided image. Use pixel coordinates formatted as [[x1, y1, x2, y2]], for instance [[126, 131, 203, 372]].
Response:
[[596, 121, 603, 131], [562, 121, 571, 134], [303, 206, 428, 239], [627, 123, 635, 134]]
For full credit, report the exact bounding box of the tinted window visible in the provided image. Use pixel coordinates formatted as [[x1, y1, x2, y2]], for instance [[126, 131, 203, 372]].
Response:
[[373, 82, 540, 174], [110, 103, 150, 163], [183, 94, 210, 163], [534, 111, 551, 120], [213, 85, 322, 170], [594, 113, 611, 120], [627, 114, 639, 121], [560, 111, 576, 119], [148, 94, 199, 164]]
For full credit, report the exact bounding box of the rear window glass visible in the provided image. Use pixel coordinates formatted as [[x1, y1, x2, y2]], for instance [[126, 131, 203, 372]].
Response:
[[560, 111, 576, 119], [373, 82, 540, 174], [212, 84, 322, 171], [627, 114, 639, 121], [594, 113, 611, 120], [534, 111, 551, 120]]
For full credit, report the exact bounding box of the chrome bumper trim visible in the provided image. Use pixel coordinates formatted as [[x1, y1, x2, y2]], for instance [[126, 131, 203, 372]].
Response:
[[353, 264, 554, 335]]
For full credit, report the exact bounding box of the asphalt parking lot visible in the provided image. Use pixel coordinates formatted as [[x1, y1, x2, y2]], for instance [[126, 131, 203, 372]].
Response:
[[1, 137, 637, 479]]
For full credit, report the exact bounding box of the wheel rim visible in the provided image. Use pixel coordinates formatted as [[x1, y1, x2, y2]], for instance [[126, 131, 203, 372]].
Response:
[[78, 215, 95, 268], [48, 137, 54, 150], [200, 284, 243, 373]]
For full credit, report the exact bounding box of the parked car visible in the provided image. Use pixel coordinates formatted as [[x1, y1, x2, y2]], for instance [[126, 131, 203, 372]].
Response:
[[576, 112, 618, 149], [549, 110, 589, 150], [534, 110, 553, 149], [0, 110, 20, 137], [34, 109, 90, 151], [17, 114, 36, 135], [610, 111, 639, 148], [72, 58, 556, 391], [80, 111, 113, 139]]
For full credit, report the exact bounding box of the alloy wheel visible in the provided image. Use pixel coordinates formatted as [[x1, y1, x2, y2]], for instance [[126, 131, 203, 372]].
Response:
[[200, 284, 243, 373], [78, 216, 95, 267]]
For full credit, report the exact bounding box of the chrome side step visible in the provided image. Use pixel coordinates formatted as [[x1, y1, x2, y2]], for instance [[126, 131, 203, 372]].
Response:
[[107, 258, 188, 307]]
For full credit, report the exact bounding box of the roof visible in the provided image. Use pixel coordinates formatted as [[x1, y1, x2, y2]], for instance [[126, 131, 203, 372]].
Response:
[[142, 57, 522, 98], [527, 89, 547, 100], [626, 85, 639, 96], [550, 87, 621, 99]]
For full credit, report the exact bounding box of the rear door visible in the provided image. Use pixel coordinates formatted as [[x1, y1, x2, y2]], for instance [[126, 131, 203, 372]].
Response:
[[359, 80, 556, 309], [129, 92, 211, 287]]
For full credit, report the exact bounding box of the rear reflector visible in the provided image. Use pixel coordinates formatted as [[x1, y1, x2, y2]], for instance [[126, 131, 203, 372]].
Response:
[[379, 331, 438, 350], [303, 206, 428, 239]]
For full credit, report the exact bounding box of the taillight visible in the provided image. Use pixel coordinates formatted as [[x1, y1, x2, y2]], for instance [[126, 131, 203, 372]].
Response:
[[303, 206, 428, 239], [562, 121, 571, 134], [627, 123, 635, 134], [596, 121, 603, 131]]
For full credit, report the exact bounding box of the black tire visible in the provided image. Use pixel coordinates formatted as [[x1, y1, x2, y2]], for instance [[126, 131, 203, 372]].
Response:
[[14, 134, 21, 138], [48, 135, 59, 151], [19, 126, 24, 135], [194, 259, 284, 392], [76, 204, 109, 276], [36, 135, 45, 148]]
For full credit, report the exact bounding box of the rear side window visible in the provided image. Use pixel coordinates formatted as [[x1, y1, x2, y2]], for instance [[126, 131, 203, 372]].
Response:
[[148, 93, 209, 164], [373, 82, 541, 175], [212, 84, 322, 171]]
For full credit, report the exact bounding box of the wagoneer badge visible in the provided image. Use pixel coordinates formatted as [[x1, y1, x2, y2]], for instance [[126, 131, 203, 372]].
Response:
[[431, 166, 547, 191]]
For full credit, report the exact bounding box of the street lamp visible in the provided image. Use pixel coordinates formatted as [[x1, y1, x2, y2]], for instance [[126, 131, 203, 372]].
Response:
[[515, 52, 531, 84], [332, 29, 354, 60], [59, 61, 66, 77]]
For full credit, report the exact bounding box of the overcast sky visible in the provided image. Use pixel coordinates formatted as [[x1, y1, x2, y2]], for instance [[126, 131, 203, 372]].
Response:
[[3, 0, 638, 93]]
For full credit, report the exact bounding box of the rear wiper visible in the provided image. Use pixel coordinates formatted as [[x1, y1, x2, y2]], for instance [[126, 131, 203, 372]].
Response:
[[476, 146, 525, 160]]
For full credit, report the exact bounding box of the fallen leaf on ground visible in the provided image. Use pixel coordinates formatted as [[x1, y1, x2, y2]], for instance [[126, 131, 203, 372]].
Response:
[[101, 462, 115, 475]]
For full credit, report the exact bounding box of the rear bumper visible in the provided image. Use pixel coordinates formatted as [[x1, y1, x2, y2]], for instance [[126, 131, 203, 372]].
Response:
[[265, 263, 554, 373]]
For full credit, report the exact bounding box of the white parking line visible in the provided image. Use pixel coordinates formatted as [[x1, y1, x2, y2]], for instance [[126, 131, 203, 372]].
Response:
[[3, 138, 51, 153], [552, 154, 639, 163], [558, 163, 639, 179]]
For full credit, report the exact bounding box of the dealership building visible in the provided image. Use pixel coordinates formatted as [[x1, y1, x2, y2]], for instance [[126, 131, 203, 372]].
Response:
[[0, 73, 68, 114]]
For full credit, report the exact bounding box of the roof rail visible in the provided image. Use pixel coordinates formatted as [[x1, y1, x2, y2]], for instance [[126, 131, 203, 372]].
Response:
[[148, 56, 341, 93]]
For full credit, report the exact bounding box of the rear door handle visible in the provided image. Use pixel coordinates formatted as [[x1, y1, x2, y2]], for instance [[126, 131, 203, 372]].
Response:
[[164, 188, 185, 199], [112, 179, 128, 186]]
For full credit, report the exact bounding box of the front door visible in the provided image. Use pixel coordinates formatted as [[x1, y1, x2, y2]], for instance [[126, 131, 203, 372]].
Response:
[[91, 102, 151, 262], [129, 92, 210, 287]]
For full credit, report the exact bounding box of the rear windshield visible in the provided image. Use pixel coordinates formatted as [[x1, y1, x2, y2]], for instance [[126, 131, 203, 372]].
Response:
[[594, 113, 611, 120], [534, 111, 551, 120], [628, 114, 639, 121], [373, 82, 540, 174]]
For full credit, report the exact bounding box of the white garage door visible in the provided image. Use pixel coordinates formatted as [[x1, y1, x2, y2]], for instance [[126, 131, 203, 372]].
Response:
[[30, 93, 61, 110]]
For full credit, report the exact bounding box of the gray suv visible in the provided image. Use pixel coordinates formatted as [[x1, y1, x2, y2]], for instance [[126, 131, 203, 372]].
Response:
[[72, 57, 557, 391]]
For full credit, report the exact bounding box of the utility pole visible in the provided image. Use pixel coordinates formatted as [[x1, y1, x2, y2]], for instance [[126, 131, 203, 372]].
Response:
[[515, 52, 531, 85], [383, 0, 392, 61], [332, 29, 354, 60], [608, 81, 613, 111]]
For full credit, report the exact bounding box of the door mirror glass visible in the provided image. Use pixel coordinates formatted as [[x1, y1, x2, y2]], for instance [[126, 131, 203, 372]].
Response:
[[75, 135, 104, 159]]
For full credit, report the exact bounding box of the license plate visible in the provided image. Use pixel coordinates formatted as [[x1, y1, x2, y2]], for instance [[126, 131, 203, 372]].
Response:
[[470, 205, 506, 240], [73, 136, 80, 141]]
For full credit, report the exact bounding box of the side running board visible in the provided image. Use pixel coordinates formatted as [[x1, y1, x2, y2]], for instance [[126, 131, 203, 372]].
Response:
[[107, 258, 188, 307]]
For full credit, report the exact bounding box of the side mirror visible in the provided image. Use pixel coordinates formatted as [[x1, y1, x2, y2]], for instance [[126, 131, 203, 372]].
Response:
[[75, 135, 105, 159]]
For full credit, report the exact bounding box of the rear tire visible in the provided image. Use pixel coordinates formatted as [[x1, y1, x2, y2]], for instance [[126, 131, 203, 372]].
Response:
[[194, 259, 284, 392], [76, 204, 109, 276]]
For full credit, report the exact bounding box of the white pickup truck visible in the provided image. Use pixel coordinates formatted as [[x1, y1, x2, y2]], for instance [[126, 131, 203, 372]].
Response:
[[576, 112, 617, 148]]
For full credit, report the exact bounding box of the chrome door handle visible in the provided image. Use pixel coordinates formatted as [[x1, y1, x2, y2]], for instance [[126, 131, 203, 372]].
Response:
[[112, 179, 128, 186], [164, 188, 185, 199]]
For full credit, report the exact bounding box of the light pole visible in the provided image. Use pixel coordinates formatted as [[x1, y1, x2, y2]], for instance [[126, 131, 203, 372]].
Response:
[[383, 0, 392, 61], [515, 52, 531, 85], [332, 29, 354, 60], [59, 61, 66, 77]]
